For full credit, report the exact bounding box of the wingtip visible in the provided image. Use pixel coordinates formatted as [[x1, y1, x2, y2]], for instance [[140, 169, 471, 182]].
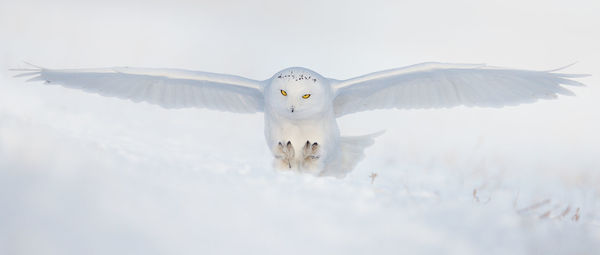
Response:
[[371, 130, 387, 137], [23, 61, 44, 69], [545, 62, 589, 73], [8, 68, 39, 71], [12, 71, 40, 78], [557, 73, 591, 78], [9, 61, 44, 76], [547, 62, 575, 72], [546, 62, 591, 84]]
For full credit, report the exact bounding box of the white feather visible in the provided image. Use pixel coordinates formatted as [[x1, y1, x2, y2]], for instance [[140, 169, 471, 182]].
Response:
[[331, 62, 587, 117], [13, 66, 265, 113]]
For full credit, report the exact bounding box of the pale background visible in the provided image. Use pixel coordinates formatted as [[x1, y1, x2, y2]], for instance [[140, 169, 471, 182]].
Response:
[[1, 0, 599, 254]]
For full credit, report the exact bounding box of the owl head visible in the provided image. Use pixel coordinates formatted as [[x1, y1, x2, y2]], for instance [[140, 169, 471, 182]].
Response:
[[266, 67, 332, 119]]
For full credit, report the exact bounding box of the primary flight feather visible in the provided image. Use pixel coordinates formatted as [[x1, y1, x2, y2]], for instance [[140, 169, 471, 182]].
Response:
[[13, 62, 587, 177]]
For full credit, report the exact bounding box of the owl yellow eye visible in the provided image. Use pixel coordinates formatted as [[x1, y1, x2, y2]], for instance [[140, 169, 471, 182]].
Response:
[[302, 94, 311, 99], [280, 90, 287, 96]]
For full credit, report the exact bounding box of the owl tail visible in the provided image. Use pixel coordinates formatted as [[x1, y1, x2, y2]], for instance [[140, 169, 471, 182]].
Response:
[[320, 130, 385, 178]]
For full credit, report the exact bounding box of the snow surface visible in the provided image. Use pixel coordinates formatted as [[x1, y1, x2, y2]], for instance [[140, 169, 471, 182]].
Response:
[[1, 0, 599, 254]]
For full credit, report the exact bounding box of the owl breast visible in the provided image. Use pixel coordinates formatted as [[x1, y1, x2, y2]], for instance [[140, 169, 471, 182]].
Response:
[[264, 108, 340, 173]]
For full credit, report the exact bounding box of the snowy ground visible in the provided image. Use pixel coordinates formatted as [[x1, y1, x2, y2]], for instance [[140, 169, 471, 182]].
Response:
[[1, 0, 599, 254]]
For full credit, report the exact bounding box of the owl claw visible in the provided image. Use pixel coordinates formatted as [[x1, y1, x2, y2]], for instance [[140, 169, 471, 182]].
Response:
[[275, 141, 295, 169], [274, 140, 320, 171], [301, 140, 321, 170], [303, 141, 320, 160]]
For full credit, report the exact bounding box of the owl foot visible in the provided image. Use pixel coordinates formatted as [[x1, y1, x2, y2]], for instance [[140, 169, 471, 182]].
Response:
[[302, 141, 320, 169], [274, 141, 295, 169]]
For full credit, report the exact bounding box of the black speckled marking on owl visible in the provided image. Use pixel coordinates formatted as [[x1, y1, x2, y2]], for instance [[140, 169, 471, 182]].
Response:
[[277, 71, 318, 83]]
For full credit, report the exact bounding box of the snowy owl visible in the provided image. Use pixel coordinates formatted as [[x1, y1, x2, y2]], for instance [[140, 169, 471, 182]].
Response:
[[12, 62, 586, 177]]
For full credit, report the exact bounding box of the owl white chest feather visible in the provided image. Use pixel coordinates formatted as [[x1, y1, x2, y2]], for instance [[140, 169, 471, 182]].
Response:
[[265, 110, 339, 157]]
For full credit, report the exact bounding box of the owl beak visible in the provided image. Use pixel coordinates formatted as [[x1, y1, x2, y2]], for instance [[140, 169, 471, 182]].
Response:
[[290, 106, 295, 113]]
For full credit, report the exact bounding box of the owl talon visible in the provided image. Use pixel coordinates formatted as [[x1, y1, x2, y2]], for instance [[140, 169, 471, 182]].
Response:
[[303, 141, 320, 161], [275, 141, 295, 169]]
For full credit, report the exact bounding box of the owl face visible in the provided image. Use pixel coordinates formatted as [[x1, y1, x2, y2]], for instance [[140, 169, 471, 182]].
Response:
[[267, 68, 330, 119]]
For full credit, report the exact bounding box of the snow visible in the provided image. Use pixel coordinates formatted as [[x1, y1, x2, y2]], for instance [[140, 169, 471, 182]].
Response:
[[1, 0, 599, 254]]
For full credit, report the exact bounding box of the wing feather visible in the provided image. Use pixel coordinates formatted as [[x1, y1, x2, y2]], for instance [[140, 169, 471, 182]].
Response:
[[332, 62, 587, 117], [12, 66, 265, 113]]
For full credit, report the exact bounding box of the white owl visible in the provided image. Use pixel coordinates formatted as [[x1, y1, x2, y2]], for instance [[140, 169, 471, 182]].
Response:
[[13, 62, 586, 177]]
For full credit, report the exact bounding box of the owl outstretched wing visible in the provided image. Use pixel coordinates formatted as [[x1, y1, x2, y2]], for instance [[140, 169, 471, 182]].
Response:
[[12, 64, 265, 113], [331, 62, 587, 117]]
